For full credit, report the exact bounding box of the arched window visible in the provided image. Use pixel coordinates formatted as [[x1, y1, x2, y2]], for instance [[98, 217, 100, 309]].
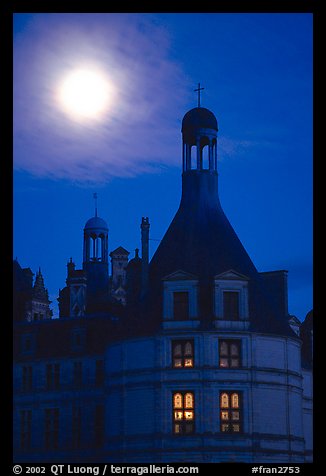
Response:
[[185, 392, 194, 409], [190, 145, 197, 169], [231, 393, 239, 409], [220, 392, 229, 408], [173, 343, 182, 357], [220, 391, 242, 433], [173, 393, 183, 409], [173, 391, 195, 434], [172, 340, 194, 368], [184, 341, 193, 356], [219, 340, 241, 368]]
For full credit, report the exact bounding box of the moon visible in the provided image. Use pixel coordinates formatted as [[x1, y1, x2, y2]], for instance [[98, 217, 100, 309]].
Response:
[[58, 68, 112, 121]]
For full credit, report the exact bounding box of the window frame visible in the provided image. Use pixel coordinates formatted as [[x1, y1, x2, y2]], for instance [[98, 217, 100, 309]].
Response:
[[46, 363, 60, 390], [20, 409, 32, 451], [172, 339, 194, 368], [72, 405, 82, 450], [218, 339, 242, 369], [172, 391, 195, 435], [173, 291, 190, 320], [44, 408, 59, 450], [219, 391, 242, 433], [22, 365, 33, 392], [73, 361, 83, 387], [223, 290, 240, 321], [213, 271, 249, 322], [20, 333, 35, 355], [94, 404, 105, 448], [162, 272, 199, 322]]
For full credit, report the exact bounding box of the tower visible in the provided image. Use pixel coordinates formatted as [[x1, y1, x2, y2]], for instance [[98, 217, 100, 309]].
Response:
[[82, 213, 109, 297], [66, 258, 87, 317], [29, 268, 52, 321], [182, 106, 218, 173], [148, 103, 291, 335], [110, 246, 130, 305]]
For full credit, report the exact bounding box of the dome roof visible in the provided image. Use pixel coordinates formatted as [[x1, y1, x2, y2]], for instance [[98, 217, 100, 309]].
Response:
[[84, 216, 108, 230], [182, 107, 218, 133]]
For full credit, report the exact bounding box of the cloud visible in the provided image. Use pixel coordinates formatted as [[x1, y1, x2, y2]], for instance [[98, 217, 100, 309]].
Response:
[[14, 14, 189, 183]]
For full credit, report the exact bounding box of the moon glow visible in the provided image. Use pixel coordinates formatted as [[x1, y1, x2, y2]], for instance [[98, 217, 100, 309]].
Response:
[[58, 69, 112, 121]]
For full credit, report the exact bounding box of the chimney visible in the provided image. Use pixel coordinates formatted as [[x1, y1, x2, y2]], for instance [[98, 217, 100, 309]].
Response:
[[141, 217, 150, 296]]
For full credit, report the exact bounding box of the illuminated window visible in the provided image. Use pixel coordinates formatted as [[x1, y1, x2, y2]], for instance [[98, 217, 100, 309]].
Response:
[[173, 392, 195, 434], [220, 391, 242, 433], [173, 292, 189, 320], [223, 291, 239, 320], [172, 340, 194, 368], [219, 340, 241, 368], [44, 408, 59, 450], [20, 410, 32, 451]]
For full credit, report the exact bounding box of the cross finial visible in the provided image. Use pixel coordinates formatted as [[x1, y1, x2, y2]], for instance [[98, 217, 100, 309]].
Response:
[[194, 82, 204, 107], [93, 192, 98, 217]]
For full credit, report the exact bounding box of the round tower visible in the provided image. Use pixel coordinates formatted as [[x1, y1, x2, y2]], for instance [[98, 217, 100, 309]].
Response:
[[182, 106, 218, 172], [148, 104, 292, 336], [82, 214, 109, 296]]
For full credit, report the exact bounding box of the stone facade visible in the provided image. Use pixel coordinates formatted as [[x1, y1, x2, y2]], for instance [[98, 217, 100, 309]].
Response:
[[13, 104, 313, 463]]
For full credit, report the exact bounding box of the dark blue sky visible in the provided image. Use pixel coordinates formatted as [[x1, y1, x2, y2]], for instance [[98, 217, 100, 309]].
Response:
[[13, 13, 313, 319]]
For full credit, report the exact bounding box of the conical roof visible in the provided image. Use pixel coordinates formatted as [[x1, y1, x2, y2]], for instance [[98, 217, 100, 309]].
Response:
[[33, 268, 50, 302], [150, 171, 256, 281], [147, 169, 293, 336]]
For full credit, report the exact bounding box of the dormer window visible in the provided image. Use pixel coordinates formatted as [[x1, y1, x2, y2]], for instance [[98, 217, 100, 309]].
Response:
[[214, 271, 249, 328], [162, 271, 199, 328], [223, 291, 240, 320], [173, 292, 189, 320]]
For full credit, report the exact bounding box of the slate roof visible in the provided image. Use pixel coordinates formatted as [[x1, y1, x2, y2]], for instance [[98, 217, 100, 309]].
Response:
[[148, 168, 295, 337]]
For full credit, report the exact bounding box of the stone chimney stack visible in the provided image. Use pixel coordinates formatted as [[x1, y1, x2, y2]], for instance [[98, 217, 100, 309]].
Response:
[[141, 217, 150, 296]]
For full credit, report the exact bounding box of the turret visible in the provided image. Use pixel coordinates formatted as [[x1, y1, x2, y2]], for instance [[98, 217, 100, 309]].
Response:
[[147, 96, 293, 336], [83, 214, 109, 296]]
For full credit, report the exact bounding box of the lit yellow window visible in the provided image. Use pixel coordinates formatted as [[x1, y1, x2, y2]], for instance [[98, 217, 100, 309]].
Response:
[[173, 391, 195, 435], [174, 393, 183, 409], [185, 392, 194, 409], [221, 411, 229, 420], [231, 393, 239, 409], [221, 393, 229, 408]]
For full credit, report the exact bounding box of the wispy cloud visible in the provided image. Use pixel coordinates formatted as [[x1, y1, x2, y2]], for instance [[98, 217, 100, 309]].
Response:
[[14, 14, 189, 183]]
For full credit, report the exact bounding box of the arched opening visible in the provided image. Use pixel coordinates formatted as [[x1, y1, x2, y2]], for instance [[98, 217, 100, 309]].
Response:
[[202, 144, 209, 170], [190, 145, 196, 170], [90, 234, 97, 261]]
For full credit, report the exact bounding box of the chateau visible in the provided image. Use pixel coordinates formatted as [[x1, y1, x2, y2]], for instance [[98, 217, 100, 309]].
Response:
[[13, 103, 313, 463]]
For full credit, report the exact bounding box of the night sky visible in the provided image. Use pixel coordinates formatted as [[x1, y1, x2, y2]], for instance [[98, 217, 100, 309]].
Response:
[[13, 13, 313, 320]]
